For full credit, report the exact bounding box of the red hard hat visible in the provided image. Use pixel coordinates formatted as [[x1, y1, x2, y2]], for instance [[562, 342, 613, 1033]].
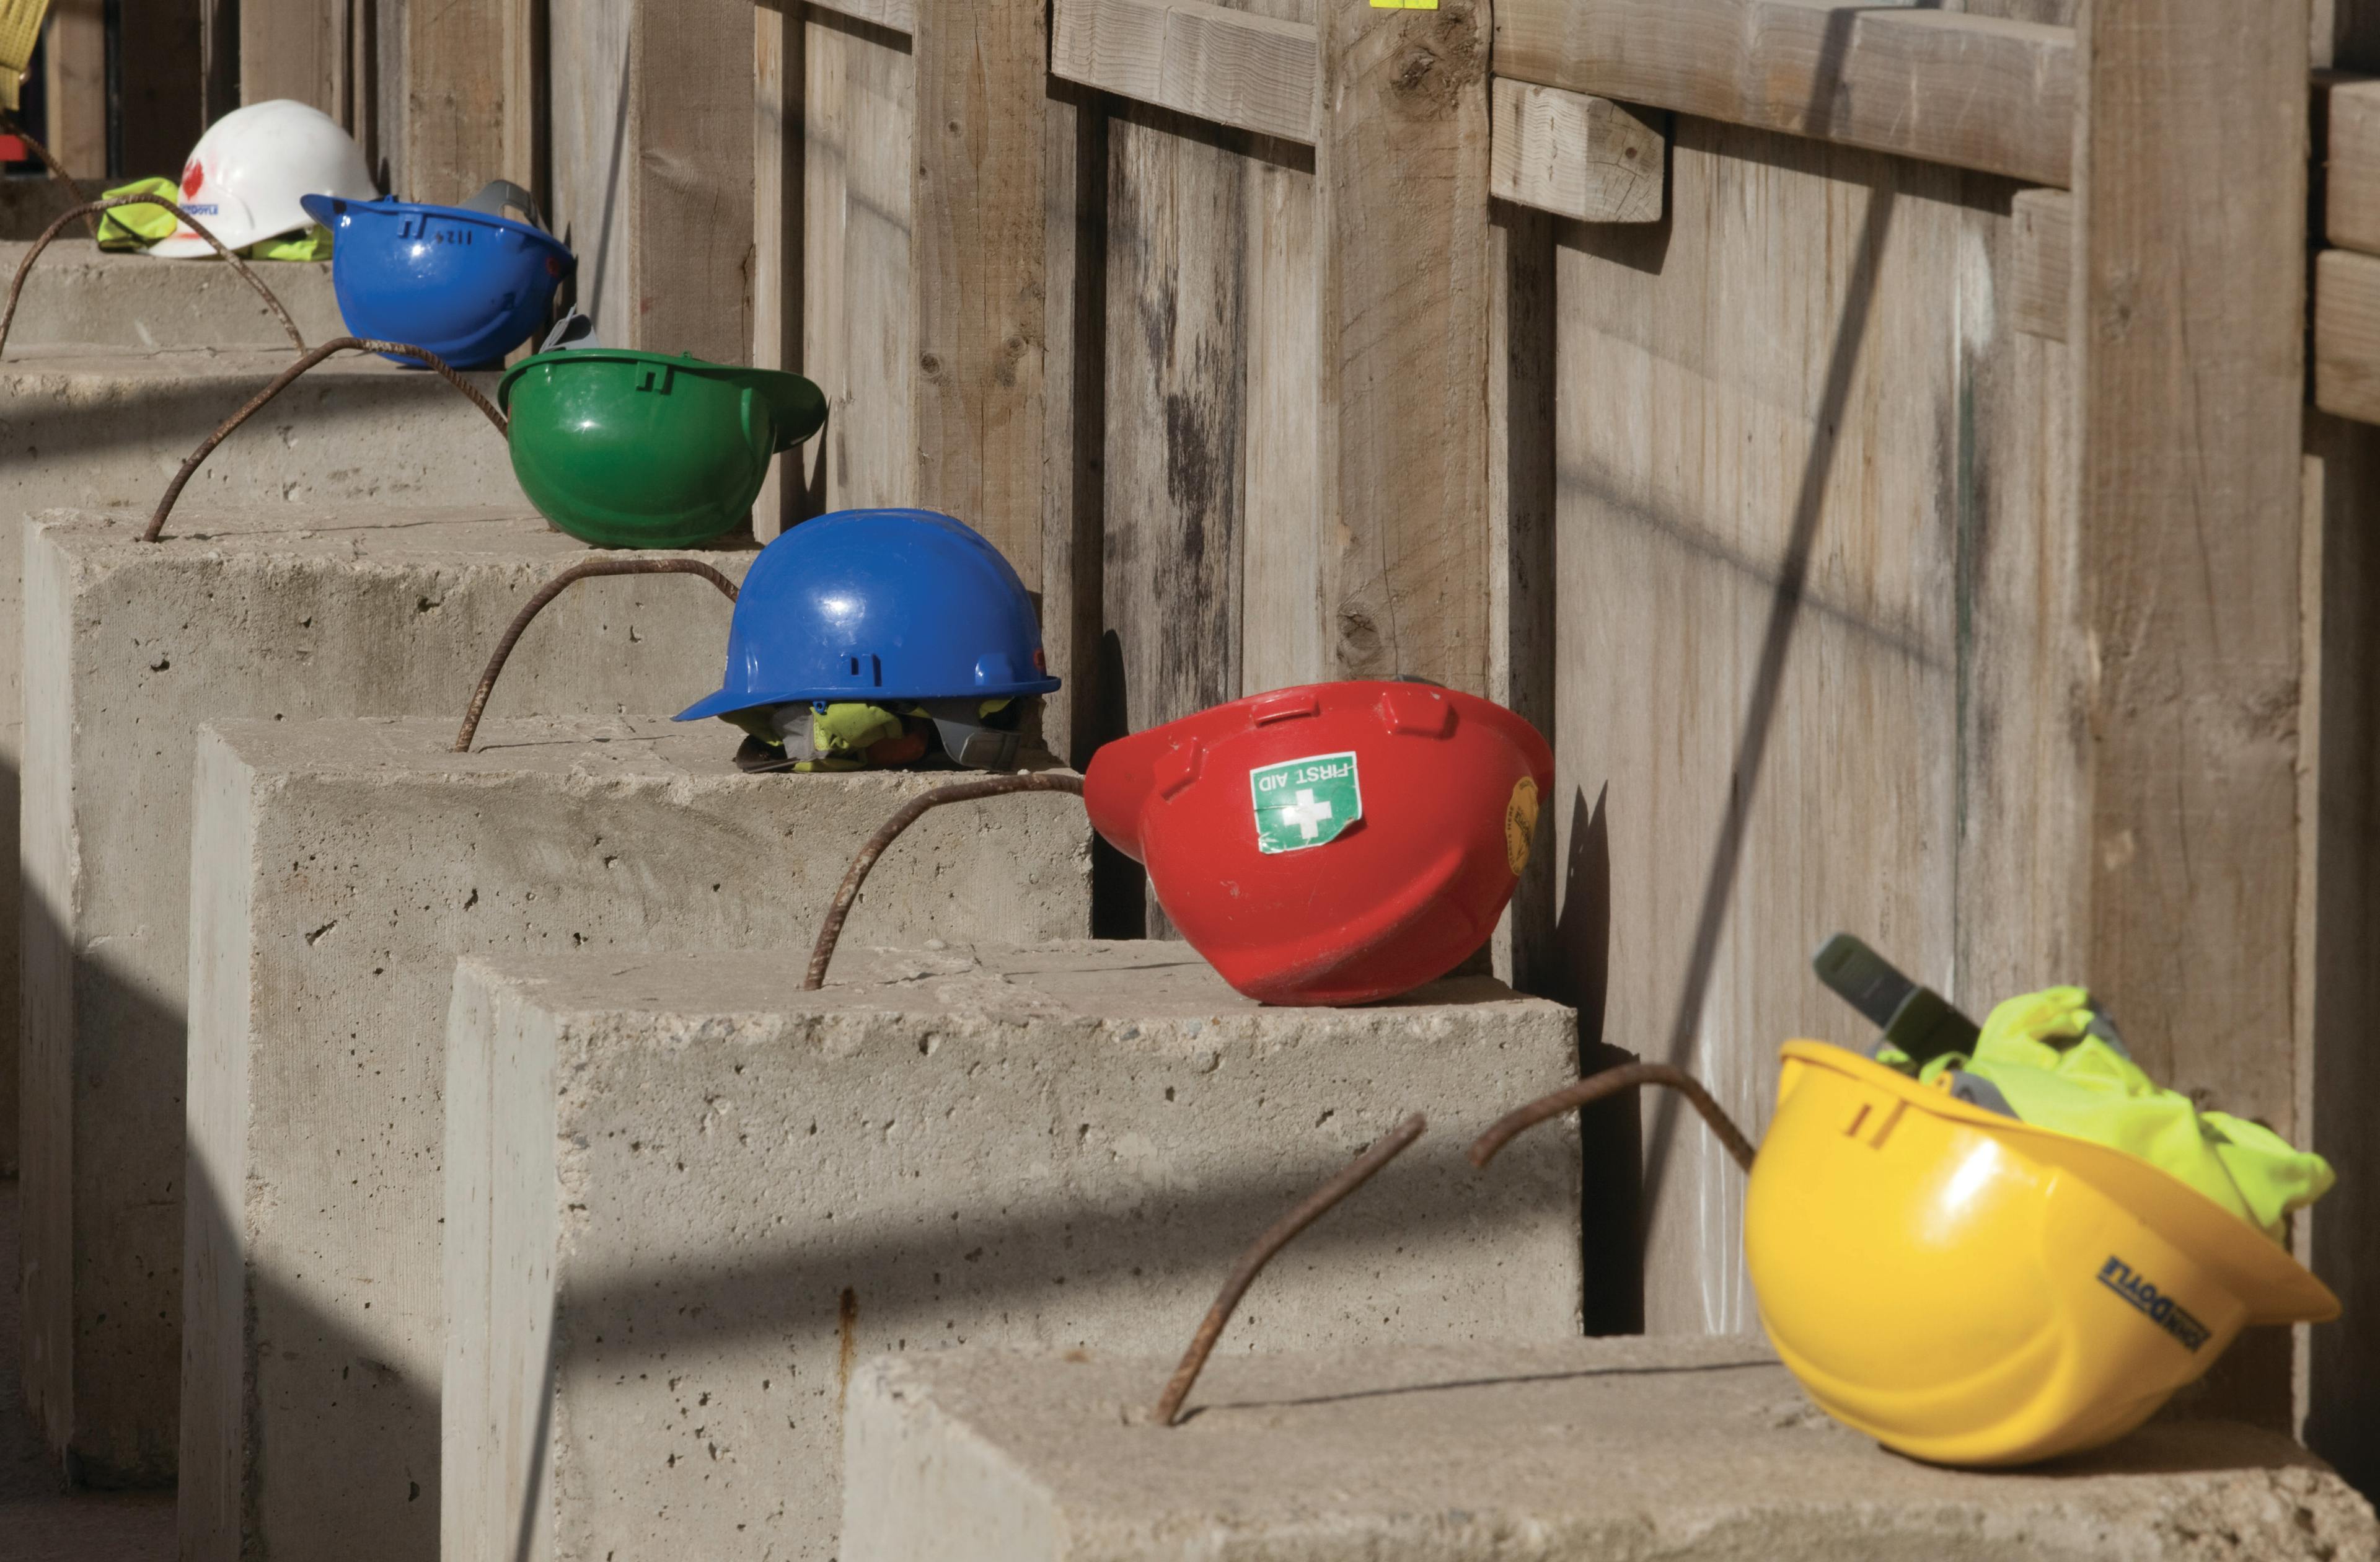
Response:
[[1083, 681, 1553, 1005]]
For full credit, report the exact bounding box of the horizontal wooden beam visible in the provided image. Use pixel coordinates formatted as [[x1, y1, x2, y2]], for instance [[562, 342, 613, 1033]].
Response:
[[2009, 187, 2071, 342], [1494, 0, 2075, 187], [1489, 79, 1664, 223], [1052, 0, 1320, 145], [2317, 248, 2380, 425], [806, 0, 915, 37], [2329, 78, 2380, 257]]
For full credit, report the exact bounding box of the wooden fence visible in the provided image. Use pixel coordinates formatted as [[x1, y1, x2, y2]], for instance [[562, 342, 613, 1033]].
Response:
[[28, 0, 2380, 1498]]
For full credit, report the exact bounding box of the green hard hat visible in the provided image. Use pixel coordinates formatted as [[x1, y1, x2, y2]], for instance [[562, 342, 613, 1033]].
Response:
[[496, 348, 828, 549]]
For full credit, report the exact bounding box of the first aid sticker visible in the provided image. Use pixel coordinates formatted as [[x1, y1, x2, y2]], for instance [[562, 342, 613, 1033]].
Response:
[[1251, 752, 1362, 854]]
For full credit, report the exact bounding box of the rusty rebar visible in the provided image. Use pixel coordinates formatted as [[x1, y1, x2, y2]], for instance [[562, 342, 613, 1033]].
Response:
[[145, 336, 506, 543], [1467, 1062, 1758, 1174], [2, 196, 303, 360], [453, 559, 742, 752], [804, 772, 1088, 989], [0, 108, 95, 234], [1150, 1113, 1428, 1427], [0, 109, 94, 234]]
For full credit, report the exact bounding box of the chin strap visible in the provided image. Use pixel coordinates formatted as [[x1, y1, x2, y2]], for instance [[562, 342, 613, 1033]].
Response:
[[462, 178, 549, 233], [749, 698, 1028, 774], [919, 700, 1025, 771], [537, 309, 602, 353]]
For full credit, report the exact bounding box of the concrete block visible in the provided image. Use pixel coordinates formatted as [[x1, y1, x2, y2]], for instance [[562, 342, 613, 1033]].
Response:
[[843, 1338, 2380, 1561], [0, 240, 343, 353], [0, 345, 514, 1174], [444, 945, 1584, 1562], [0, 175, 90, 240], [1, 349, 513, 522], [185, 716, 1091, 1562], [20, 513, 746, 1484]]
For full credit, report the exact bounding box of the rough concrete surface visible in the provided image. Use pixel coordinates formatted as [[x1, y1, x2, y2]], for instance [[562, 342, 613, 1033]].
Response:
[[0, 1184, 170, 1561], [842, 1338, 2380, 1562], [0, 177, 89, 242], [445, 945, 1585, 1562], [0, 345, 513, 1180], [184, 716, 1093, 1562], [20, 512, 751, 1485], [0, 240, 343, 353]]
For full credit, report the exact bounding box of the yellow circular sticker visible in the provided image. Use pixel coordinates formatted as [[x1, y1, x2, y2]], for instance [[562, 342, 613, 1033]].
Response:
[[1503, 775, 1540, 876]]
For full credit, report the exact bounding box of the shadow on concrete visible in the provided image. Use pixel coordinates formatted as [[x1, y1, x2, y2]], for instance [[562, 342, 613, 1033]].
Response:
[[169, 964, 1577, 1562], [0, 1181, 173, 1561], [554, 1132, 1574, 1365], [17, 875, 184, 1491], [177, 1161, 441, 1562], [2031, 1419, 2347, 1482], [1, 369, 508, 469]]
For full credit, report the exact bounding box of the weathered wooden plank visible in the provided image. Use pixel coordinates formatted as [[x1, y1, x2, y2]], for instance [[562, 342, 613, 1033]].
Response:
[[1053, 0, 1320, 144], [1316, 0, 1495, 691], [1039, 81, 1108, 767], [1488, 79, 1664, 224], [547, 3, 632, 330], [630, 0, 752, 364], [118, 0, 206, 180], [1954, 210, 2085, 1026], [1487, 199, 1556, 995], [2009, 187, 2070, 342], [1238, 149, 1323, 695], [1495, 0, 2075, 187], [2318, 250, 2380, 428], [2299, 408, 2380, 1497], [754, 1, 803, 540], [1556, 121, 1993, 1333], [241, 0, 344, 117], [808, 0, 917, 37], [550, 0, 752, 363], [40, 1, 104, 178], [1104, 110, 1249, 934], [911, 0, 1049, 585], [801, 14, 915, 512], [2304, 0, 2380, 1499], [401, 0, 534, 202], [2068, 0, 2309, 1431], [200, 0, 237, 125], [2328, 80, 2380, 257]]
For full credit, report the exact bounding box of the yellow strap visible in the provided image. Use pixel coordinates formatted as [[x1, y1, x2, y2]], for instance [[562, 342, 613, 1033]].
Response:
[[0, 0, 56, 111]]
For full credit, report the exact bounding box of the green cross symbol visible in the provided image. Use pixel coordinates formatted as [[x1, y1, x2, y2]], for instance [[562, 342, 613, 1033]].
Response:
[[1250, 751, 1362, 854]]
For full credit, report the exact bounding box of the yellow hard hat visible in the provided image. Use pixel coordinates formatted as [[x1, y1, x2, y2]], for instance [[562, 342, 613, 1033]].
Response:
[[1745, 1040, 2338, 1467]]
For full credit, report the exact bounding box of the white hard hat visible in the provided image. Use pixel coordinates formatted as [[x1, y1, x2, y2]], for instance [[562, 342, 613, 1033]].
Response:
[[150, 99, 377, 258]]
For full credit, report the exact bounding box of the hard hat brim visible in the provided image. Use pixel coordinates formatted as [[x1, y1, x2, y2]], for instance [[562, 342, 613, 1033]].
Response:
[[1776, 1041, 2340, 1326], [301, 192, 571, 257], [673, 674, 1060, 725], [496, 351, 827, 451], [144, 233, 260, 258]]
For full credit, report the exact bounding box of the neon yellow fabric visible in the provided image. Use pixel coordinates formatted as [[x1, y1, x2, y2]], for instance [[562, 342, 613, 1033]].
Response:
[[812, 701, 906, 756], [245, 224, 333, 261], [96, 179, 183, 250], [728, 697, 1018, 772], [1884, 986, 2332, 1242], [94, 180, 331, 258]]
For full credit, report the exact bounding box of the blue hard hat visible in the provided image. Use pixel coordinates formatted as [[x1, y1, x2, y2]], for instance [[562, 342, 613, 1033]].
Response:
[[676, 508, 1060, 722], [300, 181, 574, 368]]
